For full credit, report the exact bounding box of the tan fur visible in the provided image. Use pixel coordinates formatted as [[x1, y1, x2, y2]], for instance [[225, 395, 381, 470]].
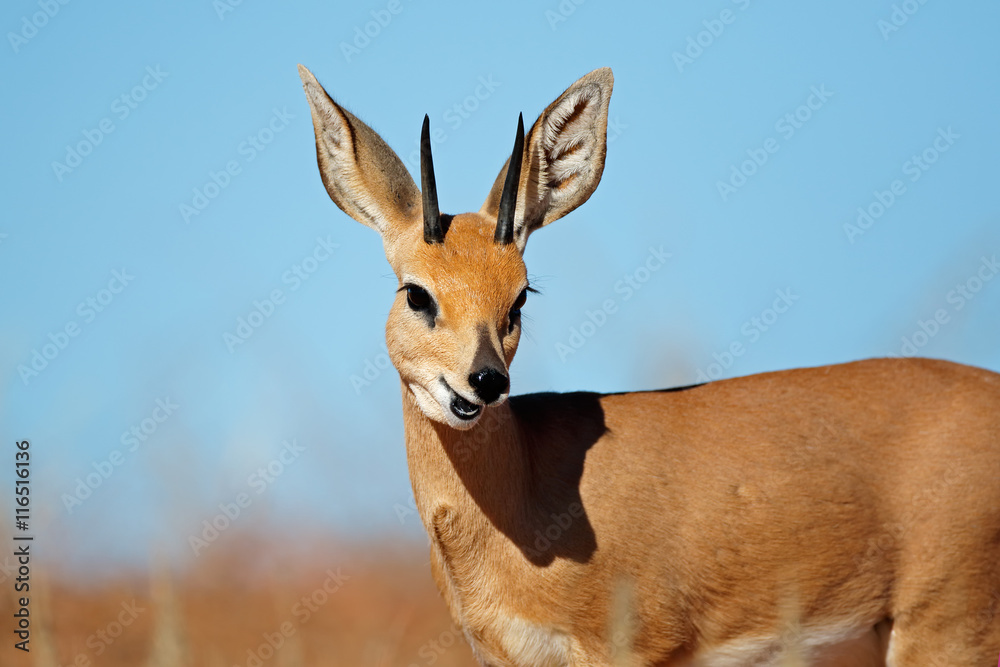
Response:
[[299, 65, 1000, 666]]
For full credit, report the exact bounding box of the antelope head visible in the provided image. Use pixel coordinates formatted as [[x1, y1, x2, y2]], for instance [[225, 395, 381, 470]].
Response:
[[299, 65, 613, 429]]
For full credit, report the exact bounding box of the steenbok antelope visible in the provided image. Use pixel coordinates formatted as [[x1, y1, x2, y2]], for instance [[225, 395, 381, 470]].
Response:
[[298, 65, 1000, 666]]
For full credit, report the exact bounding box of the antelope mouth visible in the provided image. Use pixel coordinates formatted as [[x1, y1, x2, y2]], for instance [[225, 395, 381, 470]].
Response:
[[441, 379, 483, 421], [450, 393, 482, 420]]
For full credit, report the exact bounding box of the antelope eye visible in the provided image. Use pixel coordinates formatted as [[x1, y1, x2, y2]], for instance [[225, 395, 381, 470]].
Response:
[[406, 285, 432, 311], [511, 289, 527, 316], [508, 290, 528, 334]]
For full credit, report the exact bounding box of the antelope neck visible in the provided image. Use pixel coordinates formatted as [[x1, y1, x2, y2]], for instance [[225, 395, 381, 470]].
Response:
[[400, 382, 533, 530]]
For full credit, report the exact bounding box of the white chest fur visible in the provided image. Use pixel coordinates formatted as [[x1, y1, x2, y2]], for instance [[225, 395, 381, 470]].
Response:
[[462, 612, 572, 667], [429, 507, 574, 667]]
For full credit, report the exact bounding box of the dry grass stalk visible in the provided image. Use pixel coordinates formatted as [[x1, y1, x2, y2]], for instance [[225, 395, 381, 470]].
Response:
[[31, 573, 58, 667], [144, 566, 189, 667], [777, 586, 806, 667], [609, 577, 638, 667]]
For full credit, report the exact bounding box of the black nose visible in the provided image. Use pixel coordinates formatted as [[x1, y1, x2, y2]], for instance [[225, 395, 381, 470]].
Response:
[[468, 368, 509, 404]]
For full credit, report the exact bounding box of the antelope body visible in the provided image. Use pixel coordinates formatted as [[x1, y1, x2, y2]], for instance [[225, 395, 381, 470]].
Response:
[[298, 65, 1000, 666]]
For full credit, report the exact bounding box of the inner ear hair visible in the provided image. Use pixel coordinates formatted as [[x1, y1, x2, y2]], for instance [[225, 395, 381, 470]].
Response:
[[479, 68, 613, 251]]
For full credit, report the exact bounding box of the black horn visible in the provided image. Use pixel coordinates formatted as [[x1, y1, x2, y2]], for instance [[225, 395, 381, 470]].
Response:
[[421, 115, 445, 244], [495, 113, 524, 245]]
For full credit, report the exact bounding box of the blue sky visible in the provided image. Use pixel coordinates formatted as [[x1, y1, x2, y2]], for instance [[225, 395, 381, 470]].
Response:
[[2, 0, 998, 573]]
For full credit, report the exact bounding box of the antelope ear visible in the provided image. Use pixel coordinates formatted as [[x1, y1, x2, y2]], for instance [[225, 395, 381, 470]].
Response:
[[481, 67, 613, 251], [298, 65, 421, 247]]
